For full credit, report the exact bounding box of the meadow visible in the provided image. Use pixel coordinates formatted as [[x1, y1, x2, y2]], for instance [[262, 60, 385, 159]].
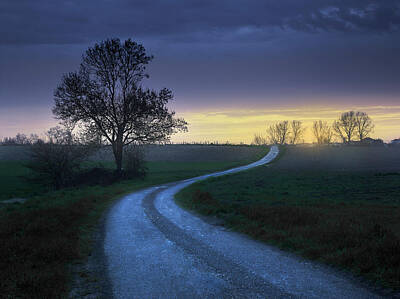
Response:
[[0, 144, 268, 298], [176, 145, 400, 291]]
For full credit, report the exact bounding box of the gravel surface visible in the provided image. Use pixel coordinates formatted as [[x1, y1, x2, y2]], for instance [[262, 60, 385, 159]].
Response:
[[100, 146, 382, 298]]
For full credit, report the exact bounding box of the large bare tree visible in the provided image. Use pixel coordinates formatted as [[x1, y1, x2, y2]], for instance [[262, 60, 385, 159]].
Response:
[[312, 120, 333, 144], [354, 111, 374, 141], [289, 120, 305, 144], [332, 111, 357, 143], [267, 121, 290, 145], [53, 38, 187, 172]]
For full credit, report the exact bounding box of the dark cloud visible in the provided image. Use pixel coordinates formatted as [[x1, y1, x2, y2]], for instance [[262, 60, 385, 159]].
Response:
[[0, 0, 399, 114], [0, 0, 399, 45], [287, 1, 400, 33]]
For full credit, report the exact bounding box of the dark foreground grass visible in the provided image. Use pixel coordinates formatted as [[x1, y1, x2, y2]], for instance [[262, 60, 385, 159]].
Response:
[[175, 148, 400, 290], [0, 161, 48, 200], [0, 146, 269, 299]]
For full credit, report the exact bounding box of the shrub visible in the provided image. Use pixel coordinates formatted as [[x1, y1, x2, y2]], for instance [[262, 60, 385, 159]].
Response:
[[26, 126, 98, 189], [122, 145, 147, 178]]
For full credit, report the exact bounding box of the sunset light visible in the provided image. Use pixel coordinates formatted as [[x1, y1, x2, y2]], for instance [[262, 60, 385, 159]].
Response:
[[1, 1, 400, 297]]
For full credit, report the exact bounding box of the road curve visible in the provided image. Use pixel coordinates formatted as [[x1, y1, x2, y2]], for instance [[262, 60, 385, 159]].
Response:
[[103, 146, 381, 298]]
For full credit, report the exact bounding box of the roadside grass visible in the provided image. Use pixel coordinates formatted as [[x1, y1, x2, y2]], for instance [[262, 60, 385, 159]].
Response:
[[0, 145, 269, 299], [175, 147, 400, 290]]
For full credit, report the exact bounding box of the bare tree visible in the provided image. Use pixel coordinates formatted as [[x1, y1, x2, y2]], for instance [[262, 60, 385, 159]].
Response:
[[267, 121, 290, 145], [289, 120, 305, 144], [333, 111, 357, 143], [313, 120, 333, 144], [15, 133, 29, 145], [53, 38, 187, 172], [354, 111, 374, 141], [252, 133, 267, 145]]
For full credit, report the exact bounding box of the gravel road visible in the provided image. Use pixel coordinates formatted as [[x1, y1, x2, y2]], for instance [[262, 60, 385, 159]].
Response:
[[102, 146, 382, 298]]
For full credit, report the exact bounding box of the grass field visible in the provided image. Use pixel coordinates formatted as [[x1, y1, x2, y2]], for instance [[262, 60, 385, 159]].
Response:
[[0, 145, 268, 299], [0, 144, 266, 201], [176, 145, 400, 290], [0, 144, 265, 162]]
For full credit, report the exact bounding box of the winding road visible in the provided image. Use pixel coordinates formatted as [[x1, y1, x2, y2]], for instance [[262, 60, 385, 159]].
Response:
[[102, 146, 381, 298]]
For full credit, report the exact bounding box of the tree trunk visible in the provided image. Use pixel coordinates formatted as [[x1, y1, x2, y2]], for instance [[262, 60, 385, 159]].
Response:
[[112, 138, 124, 173]]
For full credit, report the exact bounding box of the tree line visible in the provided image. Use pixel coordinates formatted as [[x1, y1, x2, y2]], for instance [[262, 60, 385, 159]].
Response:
[[1, 133, 40, 145], [253, 111, 376, 145]]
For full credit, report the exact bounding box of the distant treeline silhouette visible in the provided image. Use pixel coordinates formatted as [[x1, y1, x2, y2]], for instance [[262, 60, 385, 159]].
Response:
[[253, 110, 396, 146], [2, 110, 399, 147]]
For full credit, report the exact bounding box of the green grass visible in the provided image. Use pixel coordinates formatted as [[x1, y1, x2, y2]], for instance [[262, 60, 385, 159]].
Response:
[[0, 160, 258, 201], [175, 150, 400, 290], [0, 146, 269, 299], [0, 161, 49, 200]]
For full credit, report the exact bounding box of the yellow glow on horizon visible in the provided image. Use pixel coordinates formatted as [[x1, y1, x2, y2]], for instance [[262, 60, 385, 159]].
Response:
[[1, 105, 399, 144], [172, 105, 400, 144]]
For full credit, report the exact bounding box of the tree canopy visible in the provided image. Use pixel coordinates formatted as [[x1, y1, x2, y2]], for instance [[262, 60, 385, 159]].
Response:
[[53, 38, 187, 171]]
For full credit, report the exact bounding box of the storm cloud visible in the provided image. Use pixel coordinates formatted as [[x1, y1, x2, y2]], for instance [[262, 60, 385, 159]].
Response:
[[1, 0, 399, 45], [0, 0, 400, 139]]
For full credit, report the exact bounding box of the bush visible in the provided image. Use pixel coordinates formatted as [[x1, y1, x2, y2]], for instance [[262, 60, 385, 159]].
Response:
[[123, 145, 147, 178], [26, 127, 98, 189]]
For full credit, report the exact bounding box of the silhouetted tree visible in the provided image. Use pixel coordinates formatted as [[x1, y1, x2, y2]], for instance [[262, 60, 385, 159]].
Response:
[[267, 121, 290, 145], [252, 133, 267, 145], [354, 111, 374, 141], [333, 111, 357, 143], [1, 133, 31, 145], [289, 120, 305, 144], [313, 120, 333, 144], [53, 38, 187, 172]]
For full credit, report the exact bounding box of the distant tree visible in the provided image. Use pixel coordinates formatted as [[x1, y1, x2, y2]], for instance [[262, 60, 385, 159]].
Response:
[[15, 133, 29, 145], [289, 120, 305, 144], [1, 133, 30, 145], [333, 111, 358, 143], [1, 137, 17, 145], [252, 133, 267, 145], [313, 120, 333, 144], [28, 133, 39, 144], [267, 121, 290, 145], [53, 38, 187, 173], [354, 111, 374, 141]]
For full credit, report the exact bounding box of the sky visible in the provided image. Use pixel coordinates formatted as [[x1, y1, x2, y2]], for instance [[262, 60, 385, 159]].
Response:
[[1, 0, 400, 143]]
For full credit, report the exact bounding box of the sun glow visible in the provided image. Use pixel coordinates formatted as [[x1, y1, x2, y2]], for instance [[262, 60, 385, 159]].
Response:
[[1, 104, 399, 144]]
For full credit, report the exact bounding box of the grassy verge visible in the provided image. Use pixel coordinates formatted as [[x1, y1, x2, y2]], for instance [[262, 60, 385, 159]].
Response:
[[0, 146, 269, 299], [175, 150, 400, 290]]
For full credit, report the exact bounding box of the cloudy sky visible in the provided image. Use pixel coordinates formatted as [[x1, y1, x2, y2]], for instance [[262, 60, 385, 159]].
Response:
[[1, 0, 399, 142]]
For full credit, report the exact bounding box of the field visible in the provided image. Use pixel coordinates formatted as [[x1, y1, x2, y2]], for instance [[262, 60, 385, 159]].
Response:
[[0, 144, 265, 162], [0, 144, 265, 201], [0, 144, 268, 299], [176, 145, 400, 290]]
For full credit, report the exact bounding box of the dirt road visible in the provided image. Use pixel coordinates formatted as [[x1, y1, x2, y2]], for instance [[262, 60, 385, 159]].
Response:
[[100, 146, 381, 298]]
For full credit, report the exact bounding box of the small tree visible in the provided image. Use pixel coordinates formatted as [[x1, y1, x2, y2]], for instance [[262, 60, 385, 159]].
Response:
[[289, 120, 305, 144], [333, 111, 357, 143], [53, 38, 187, 173], [15, 133, 29, 145], [313, 120, 333, 144], [354, 111, 374, 141], [252, 133, 267, 145], [267, 121, 290, 145]]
